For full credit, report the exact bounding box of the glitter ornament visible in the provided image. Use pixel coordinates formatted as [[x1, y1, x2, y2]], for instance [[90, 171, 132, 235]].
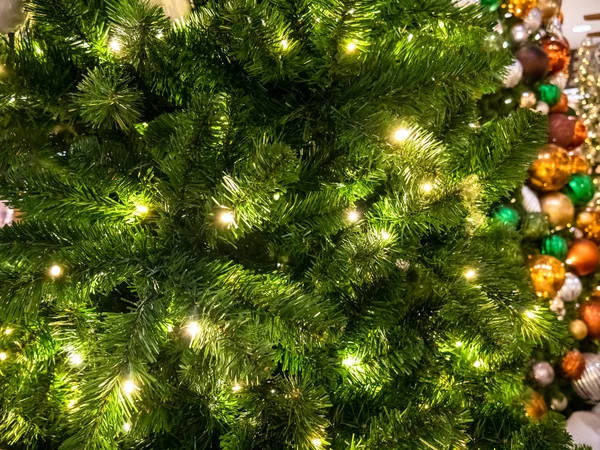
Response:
[[541, 235, 568, 260], [535, 102, 550, 115], [581, 301, 600, 338], [572, 120, 589, 149], [563, 350, 587, 380], [541, 37, 571, 75], [529, 254, 566, 298], [494, 206, 520, 227], [520, 91, 537, 108], [525, 392, 548, 420], [550, 93, 569, 114], [540, 192, 574, 229], [503, 60, 523, 88], [568, 239, 600, 276], [522, 213, 550, 239], [537, 0, 560, 23], [557, 273, 582, 302], [522, 186, 541, 213], [539, 84, 561, 107], [573, 353, 600, 403], [511, 23, 530, 44], [515, 45, 549, 84], [523, 7, 543, 32], [528, 145, 571, 192], [571, 319, 589, 340], [564, 174, 595, 206], [577, 210, 600, 243], [502, 0, 537, 18], [531, 361, 555, 386], [549, 115, 588, 150], [570, 153, 590, 175], [0, 0, 26, 34]]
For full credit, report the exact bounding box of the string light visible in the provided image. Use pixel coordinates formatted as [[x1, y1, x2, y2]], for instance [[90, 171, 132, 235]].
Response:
[[346, 42, 357, 53], [280, 39, 289, 50], [218, 210, 235, 225], [0, 352, 7, 361], [109, 38, 122, 53], [4, 328, 13, 335], [393, 127, 411, 142], [380, 230, 391, 240], [123, 379, 139, 396], [67, 399, 76, 409], [232, 383, 242, 393], [187, 321, 200, 338], [473, 360, 482, 368], [135, 204, 149, 215], [167, 324, 174, 332], [455, 341, 463, 348], [342, 356, 360, 367], [69, 352, 83, 366], [464, 269, 476, 280], [311, 438, 322, 448], [524, 310, 536, 319], [421, 182, 433, 193], [123, 422, 131, 432], [49, 265, 63, 278], [347, 210, 360, 222]]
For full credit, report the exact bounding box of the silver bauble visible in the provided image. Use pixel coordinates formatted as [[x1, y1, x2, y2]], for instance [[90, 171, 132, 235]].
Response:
[[557, 273, 583, 302], [531, 361, 555, 386], [0, 0, 26, 33], [524, 8, 543, 32], [551, 394, 568, 411], [573, 353, 600, 403], [535, 101, 550, 115], [511, 23, 529, 44], [503, 60, 523, 88], [521, 186, 541, 213], [549, 72, 568, 91]]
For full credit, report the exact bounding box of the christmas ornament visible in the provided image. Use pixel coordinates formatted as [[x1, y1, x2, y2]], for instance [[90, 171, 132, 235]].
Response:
[[523, 7, 543, 32], [573, 120, 589, 149], [521, 186, 541, 213], [549, 72, 568, 90], [541, 235, 568, 260], [537, 0, 560, 23], [502, 0, 536, 18], [565, 174, 595, 206], [525, 392, 547, 420], [571, 319, 589, 340], [531, 361, 555, 386], [563, 350, 587, 379], [515, 45, 549, 84], [528, 144, 571, 192], [549, 115, 587, 149], [568, 239, 600, 276], [147, 0, 191, 20], [573, 353, 600, 402], [522, 213, 549, 239], [551, 393, 568, 411], [529, 254, 565, 298], [570, 153, 590, 175], [540, 192, 574, 229], [581, 301, 600, 338], [577, 210, 600, 242], [542, 37, 571, 75], [503, 59, 523, 88], [539, 84, 561, 107], [567, 411, 600, 449], [557, 273, 583, 301], [520, 91, 537, 108], [0, 202, 17, 227], [511, 23, 530, 44], [550, 93, 568, 113], [550, 296, 564, 314], [494, 206, 520, 227], [481, 0, 502, 10], [0, 0, 26, 34], [535, 102, 549, 115]]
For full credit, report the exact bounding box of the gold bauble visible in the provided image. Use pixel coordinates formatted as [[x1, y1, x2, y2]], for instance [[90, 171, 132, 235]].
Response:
[[577, 210, 600, 242], [520, 91, 537, 108], [529, 254, 566, 298], [525, 392, 548, 420], [529, 144, 571, 192], [537, 0, 560, 22], [570, 319, 588, 340], [570, 152, 590, 175], [540, 192, 574, 229], [503, 0, 537, 18]]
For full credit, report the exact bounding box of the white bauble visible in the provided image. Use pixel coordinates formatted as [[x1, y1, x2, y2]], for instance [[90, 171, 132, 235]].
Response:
[[550, 72, 568, 91], [147, 0, 191, 20], [531, 361, 555, 386], [551, 394, 568, 411], [521, 186, 541, 213], [0, 0, 26, 34], [557, 273, 583, 302], [567, 411, 600, 450], [524, 8, 543, 32], [535, 101, 549, 115], [503, 60, 523, 88], [511, 23, 529, 44]]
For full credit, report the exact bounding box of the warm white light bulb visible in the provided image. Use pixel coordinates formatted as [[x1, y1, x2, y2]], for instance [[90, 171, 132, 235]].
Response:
[[0, 352, 7, 361], [219, 211, 235, 225], [167, 324, 174, 332], [49, 265, 63, 278], [187, 321, 200, 338], [123, 422, 131, 432], [123, 379, 139, 396], [109, 38, 122, 52], [69, 353, 83, 366], [347, 210, 360, 222], [464, 269, 476, 280], [393, 127, 411, 142], [524, 310, 535, 319], [421, 182, 433, 193], [280, 39, 289, 50], [135, 204, 149, 215], [311, 438, 322, 448], [455, 341, 463, 348], [4, 328, 13, 335], [232, 383, 242, 393], [346, 42, 357, 52], [380, 230, 390, 240], [473, 360, 482, 368], [342, 356, 359, 367], [67, 399, 76, 409]]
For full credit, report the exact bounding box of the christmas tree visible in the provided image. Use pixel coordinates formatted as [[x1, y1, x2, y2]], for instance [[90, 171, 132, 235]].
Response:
[[0, 0, 577, 449]]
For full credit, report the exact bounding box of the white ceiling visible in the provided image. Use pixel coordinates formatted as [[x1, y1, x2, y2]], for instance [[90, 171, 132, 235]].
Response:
[[562, 0, 600, 48]]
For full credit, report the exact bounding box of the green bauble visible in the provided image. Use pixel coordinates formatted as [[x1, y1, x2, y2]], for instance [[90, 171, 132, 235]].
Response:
[[539, 84, 561, 107], [494, 206, 520, 227], [480, 0, 501, 10], [564, 173, 595, 206], [541, 235, 568, 261], [522, 213, 550, 239]]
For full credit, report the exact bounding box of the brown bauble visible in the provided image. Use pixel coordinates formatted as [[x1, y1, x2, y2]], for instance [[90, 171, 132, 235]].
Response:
[[529, 254, 566, 298], [549, 114, 576, 149], [542, 38, 571, 75], [540, 192, 575, 229], [537, 0, 560, 22], [577, 210, 600, 242], [573, 120, 589, 148], [570, 319, 588, 340], [581, 300, 600, 338], [525, 392, 548, 420], [562, 350, 586, 380], [528, 144, 571, 192], [568, 239, 600, 276], [570, 152, 590, 174], [550, 93, 569, 114], [516, 45, 550, 84]]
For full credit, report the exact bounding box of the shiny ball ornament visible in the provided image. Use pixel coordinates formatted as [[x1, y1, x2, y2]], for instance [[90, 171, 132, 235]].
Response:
[[549, 115, 586, 149], [481, 0, 502, 9], [511, 23, 530, 44], [557, 273, 583, 301], [549, 72, 568, 90], [535, 102, 549, 115], [550, 93, 569, 114], [573, 353, 600, 403], [570, 153, 590, 175], [564, 174, 595, 206], [520, 91, 537, 108], [541, 235, 568, 260], [581, 301, 600, 338], [577, 210, 600, 242], [529, 254, 566, 298], [524, 7, 543, 32], [540, 192, 574, 229], [570, 319, 589, 340], [573, 120, 589, 149], [542, 37, 571, 75], [528, 144, 571, 192], [522, 185, 541, 213], [551, 394, 568, 411], [539, 84, 561, 107], [537, 0, 560, 23], [563, 350, 587, 380], [502, 0, 537, 18], [503, 60, 523, 88], [0, 0, 26, 34], [568, 239, 600, 276], [522, 213, 550, 239], [516, 45, 550, 84], [531, 361, 555, 386], [525, 392, 548, 420], [494, 206, 520, 227]]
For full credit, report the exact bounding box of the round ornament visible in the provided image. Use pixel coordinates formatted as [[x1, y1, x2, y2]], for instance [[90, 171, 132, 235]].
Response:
[[539, 84, 561, 107], [550, 296, 565, 312], [537, 0, 560, 23], [528, 144, 571, 192], [531, 361, 555, 386], [573, 120, 589, 149], [511, 23, 530, 44], [557, 273, 583, 301], [563, 349, 587, 380], [564, 174, 595, 206], [541, 37, 571, 75], [549, 115, 587, 149], [541, 235, 568, 260], [529, 254, 566, 298], [535, 102, 550, 115], [571, 319, 589, 340], [540, 192, 574, 229], [549, 72, 568, 90], [502, 0, 536, 18], [520, 91, 537, 108], [524, 7, 543, 32], [522, 213, 550, 239], [577, 210, 600, 242], [573, 353, 600, 403], [550, 93, 569, 114], [503, 59, 524, 88], [551, 393, 568, 411], [581, 300, 600, 338], [516, 45, 550, 84], [522, 185, 541, 213], [525, 392, 548, 420], [0, 0, 26, 34], [570, 153, 590, 175], [481, 0, 501, 10], [494, 206, 520, 227], [568, 239, 600, 276]]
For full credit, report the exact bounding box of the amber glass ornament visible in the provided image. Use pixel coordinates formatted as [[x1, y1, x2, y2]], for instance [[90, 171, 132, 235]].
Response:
[[529, 254, 565, 298], [540, 192, 574, 229], [581, 300, 600, 338], [570, 152, 590, 174], [567, 239, 600, 276], [562, 350, 586, 380], [537, 0, 560, 22], [525, 392, 547, 420], [570, 319, 588, 340], [550, 93, 568, 114], [502, 0, 536, 18], [541, 37, 570, 75], [573, 120, 588, 148], [528, 144, 571, 192]]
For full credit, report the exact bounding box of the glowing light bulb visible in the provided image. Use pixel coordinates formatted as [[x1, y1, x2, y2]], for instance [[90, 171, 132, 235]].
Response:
[[342, 356, 360, 367], [393, 127, 411, 142], [421, 182, 433, 193], [380, 230, 390, 240], [464, 269, 476, 280], [69, 353, 83, 366], [187, 321, 200, 338], [524, 310, 535, 319], [232, 383, 242, 393], [123, 379, 139, 396], [167, 324, 174, 332], [347, 210, 360, 222], [135, 204, 149, 215], [109, 38, 122, 52], [346, 42, 357, 52], [311, 438, 322, 448], [4, 328, 13, 335], [123, 422, 131, 432], [49, 265, 63, 278], [68, 399, 76, 409], [280, 39, 289, 50], [455, 341, 463, 348], [219, 210, 235, 225], [0, 352, 7, 361], [473, 360, 482, 368]]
